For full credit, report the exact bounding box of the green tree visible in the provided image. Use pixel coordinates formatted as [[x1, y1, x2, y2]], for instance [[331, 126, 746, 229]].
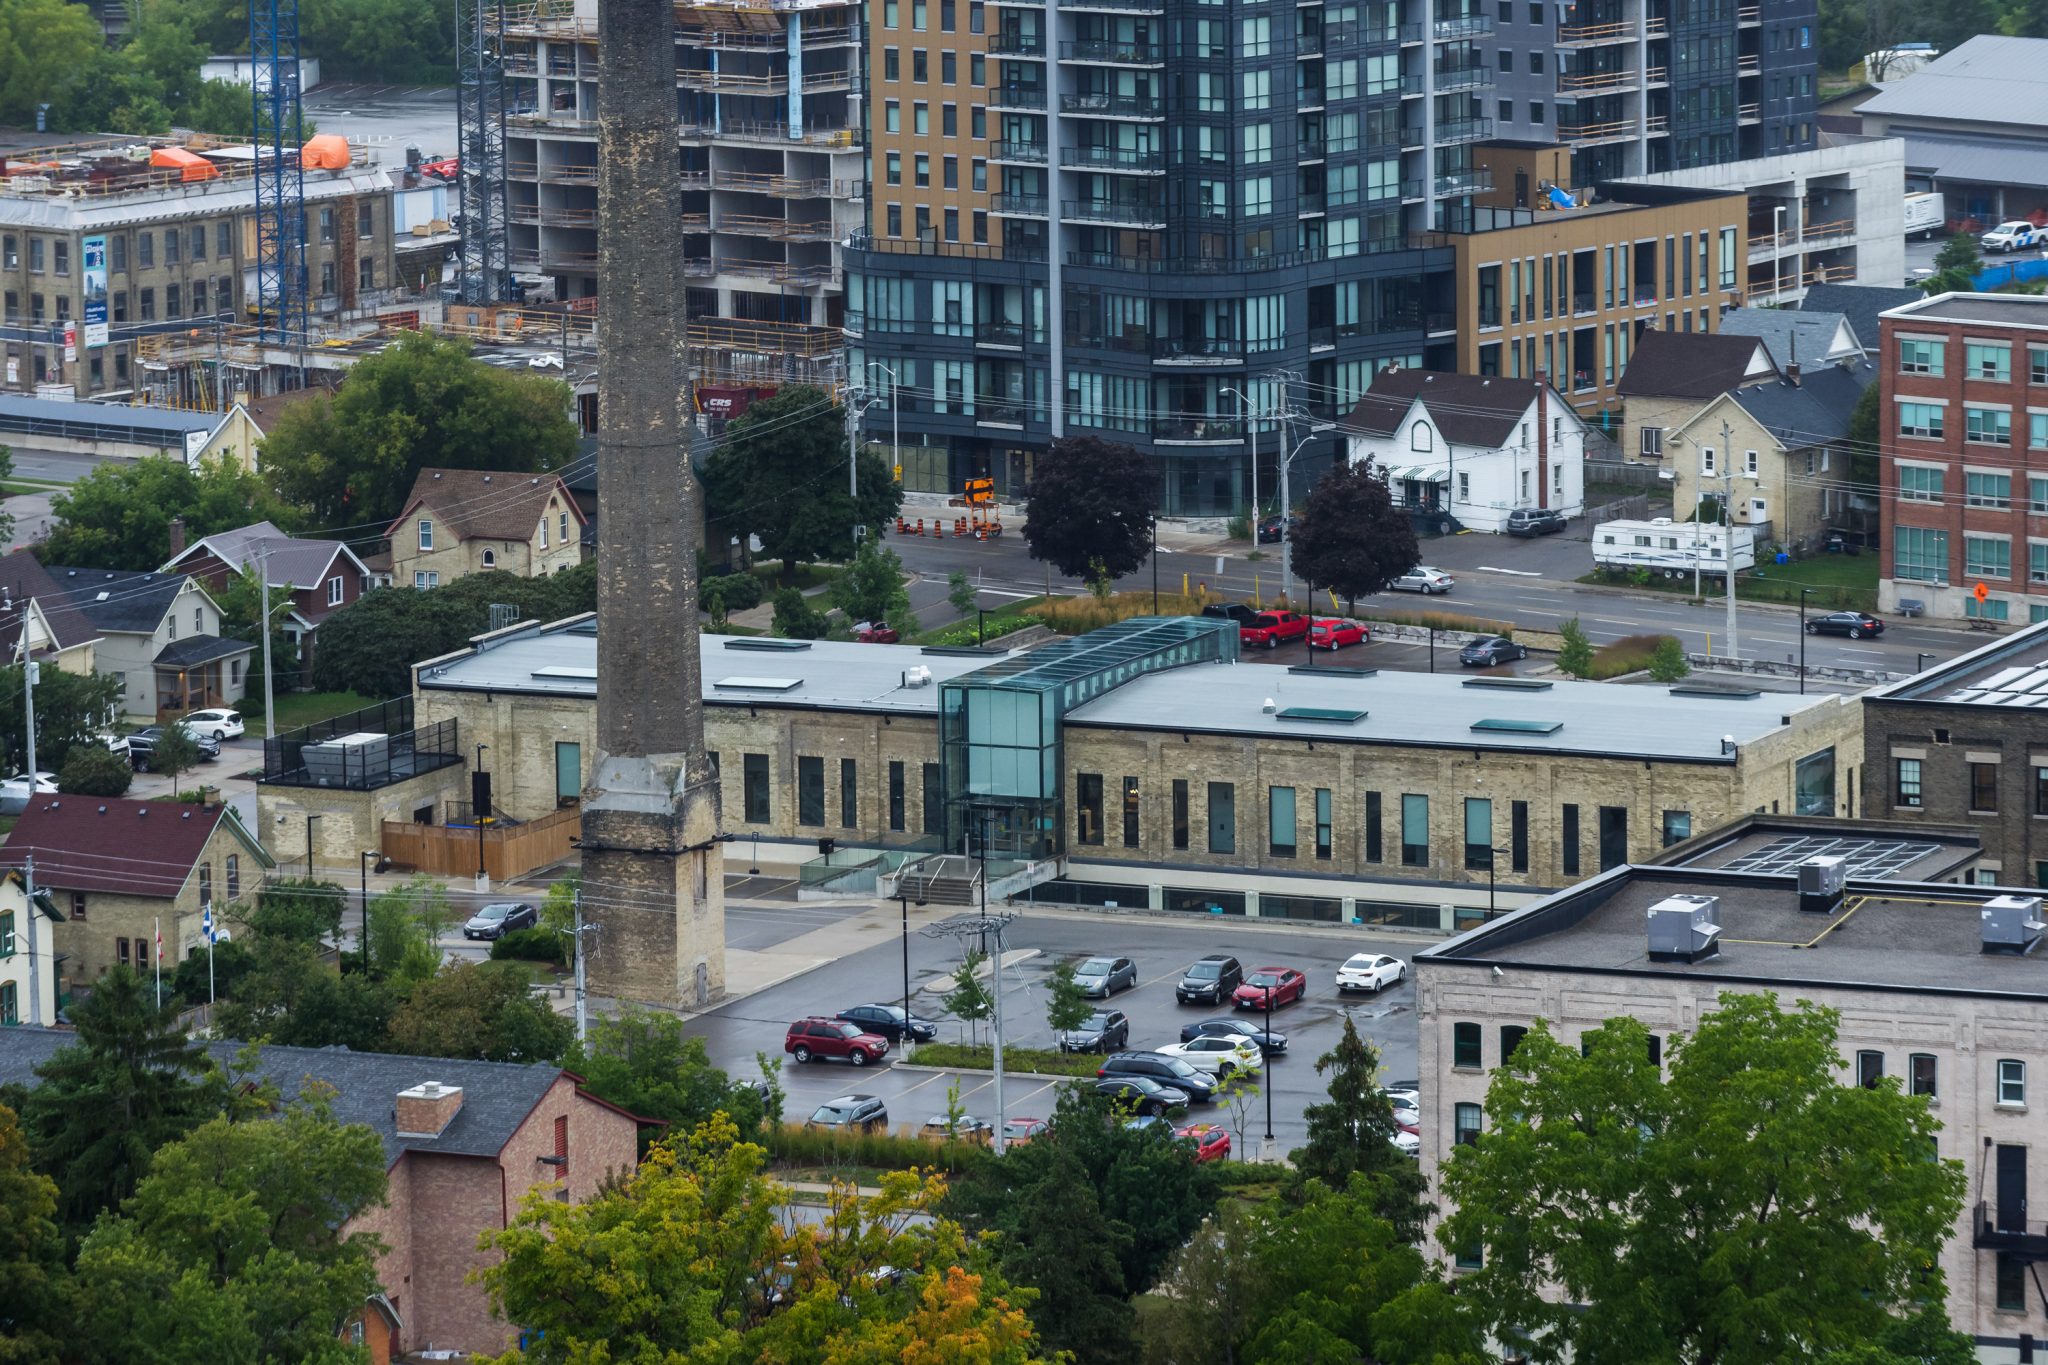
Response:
[[0, 666, 122, 777], [1922, 231, 1984, 296], [0, 1103, 67, 1365], [56, 742, 133, 798], [20, 966, 225, 1233], [140, 721, 201, 791], [384, 960, 574, 1065], [828, 538, 915, 634], [942, 951, 995, 1047], [947, 569, 978, 621], [213, 564, 301, 694], [166, 936, 254, 1007], [1556, 617, 1594, 678], [1137, 1200, 1267, 1365], [1845, 380, 1881, 493], [772, 586, 831, 640], [1647, 635, 1691, 682], [362, 874, 451, 985], [1293, 459, 1423, 613], [561, 1008, 767, 1143], [993, 1148, 1136, 1363], [1020, 435, 1157, 582], [1290, 1015, 1424, 1237], [245, 877, 347, 947], [208, 939, 393, 1052], [259, 331, 579, 529], [1438, 995, 1966, 1365], [1043, 960, 1094, 1038], [1814, 1306, 1978, 1365], [702, 386, 903, 575], [42, 455, 299, 572], [71, 1094, 387, 1365], [309, 564, 597, 698], [0, 0, 103, 128]]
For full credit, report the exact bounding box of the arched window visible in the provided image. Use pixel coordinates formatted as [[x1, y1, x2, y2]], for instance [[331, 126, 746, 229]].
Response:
[[1410, 421, 1433, 451], [481, 549, 497, 569]]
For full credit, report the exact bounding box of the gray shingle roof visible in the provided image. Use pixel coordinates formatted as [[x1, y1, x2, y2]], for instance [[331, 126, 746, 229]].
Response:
[[154, 634, 253, 668], [1346, 369, 1545, 447], [388, 469, 583, 544], [0, 551, 99, 655], [1616, 329, 1779, 399], [1728, 360, 1877, 448], [1857, 34, 2048, 127], [1797, 285, 1923, 355], [1716, 309, 1864, 368], [163, 521, 363, 591], [42, 567, 195, 635]]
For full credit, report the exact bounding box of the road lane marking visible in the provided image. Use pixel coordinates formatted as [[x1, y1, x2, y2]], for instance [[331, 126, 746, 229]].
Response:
[[1477, 567, 1543, 577]]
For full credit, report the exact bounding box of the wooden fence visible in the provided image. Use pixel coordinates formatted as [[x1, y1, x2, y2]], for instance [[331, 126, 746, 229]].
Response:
[[380, 805, 579, 882]]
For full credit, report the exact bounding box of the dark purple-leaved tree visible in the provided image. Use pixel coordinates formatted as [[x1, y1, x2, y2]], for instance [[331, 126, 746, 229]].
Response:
[[1291, 459, 1420, 613], [1021, 436, 1158, 584]]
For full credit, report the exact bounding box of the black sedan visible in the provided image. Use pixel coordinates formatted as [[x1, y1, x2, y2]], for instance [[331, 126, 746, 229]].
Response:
[[1058, 1009, 1131, 1054], [1256, 514, 1299, 544], [1091, 1075, 1191, 1118], [127, 726, 221, 770], [836, 1004, 939, 1043], [1179, 1017, 1289, 1055], [1459, 636, 1529, 668], [1804, 611, 1884, 639]]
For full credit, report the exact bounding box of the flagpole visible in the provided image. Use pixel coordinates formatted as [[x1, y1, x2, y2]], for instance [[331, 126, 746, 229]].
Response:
[[154, 916, 162, 1009], [204, 905, 215, 1009]]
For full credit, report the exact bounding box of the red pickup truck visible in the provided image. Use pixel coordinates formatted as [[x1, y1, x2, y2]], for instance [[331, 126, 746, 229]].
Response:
[[1240, 611, 1310, 649]]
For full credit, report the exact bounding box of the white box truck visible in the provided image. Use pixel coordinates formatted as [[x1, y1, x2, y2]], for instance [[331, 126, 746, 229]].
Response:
[[1904, 191, 1944, 241], [1593, 517, 1756, 582]]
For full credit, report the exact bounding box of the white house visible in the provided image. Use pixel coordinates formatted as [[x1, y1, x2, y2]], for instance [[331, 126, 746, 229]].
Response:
[[1343, 369, 1588, 534], [0, 870, 62, 1027]]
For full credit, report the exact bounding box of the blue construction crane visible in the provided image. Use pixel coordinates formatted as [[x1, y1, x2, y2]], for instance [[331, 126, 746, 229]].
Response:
[[249, 0, 307, 346], [455, 0, 512, 303]]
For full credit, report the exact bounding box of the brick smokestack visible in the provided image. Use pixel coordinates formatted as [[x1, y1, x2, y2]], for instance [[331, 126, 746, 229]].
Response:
[[168, 517, 187, 559], [578, 0, 727, 1009]]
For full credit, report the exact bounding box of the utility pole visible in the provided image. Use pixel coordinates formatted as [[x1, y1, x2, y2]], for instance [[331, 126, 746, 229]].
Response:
[[259, 547, 276, 740], [22, 662, 38, 1027], [572, 891, 588, 1043], [1721, 418, 1739, 662], [922, 899, 1017, 1155]]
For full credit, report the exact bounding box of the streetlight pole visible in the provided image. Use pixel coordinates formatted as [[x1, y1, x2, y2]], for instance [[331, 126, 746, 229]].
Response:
[[306, 813, 320, 880], [1720, 421, 1739, 662], [358, 850, 373, 974], [900, 884, 925, 1058], [1772, 204, 1786, 304], [1263, 982, 1275, 1146], [1799, 587, 1815, 694], [1151, 512, 1159, 614], [1223, 385, 1259, 526]]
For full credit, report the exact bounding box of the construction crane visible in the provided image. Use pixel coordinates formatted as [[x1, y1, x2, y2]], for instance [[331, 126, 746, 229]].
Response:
[[455, 0, 512, 303], [249, 0, 307, 347]]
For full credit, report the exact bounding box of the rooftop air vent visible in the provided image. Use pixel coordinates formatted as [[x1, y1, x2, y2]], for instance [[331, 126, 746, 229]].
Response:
[[1646, 893, 1721, 963], [1797, 855, 1848, 915], [1982, 894, 2046, 956]]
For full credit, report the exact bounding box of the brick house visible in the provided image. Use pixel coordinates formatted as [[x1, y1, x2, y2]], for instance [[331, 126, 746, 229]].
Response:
[[0, 795, 272, 991], [0, 1029, 643, 1362], [1879, 292, 2048, 623], [161, 519, 372, 674], [385, 468, 586, 589]]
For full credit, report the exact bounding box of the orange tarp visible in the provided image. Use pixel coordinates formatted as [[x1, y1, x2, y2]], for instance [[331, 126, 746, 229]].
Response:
[[149, 147, 218, 181], [300, 134, 351, 169]]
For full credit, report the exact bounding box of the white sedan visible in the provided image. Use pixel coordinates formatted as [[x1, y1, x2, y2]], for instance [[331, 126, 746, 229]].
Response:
[[182, 708, 245, 742], [1155, 1036, 1263, 1077], [0, 771, 56, 814], [1336, 952, 1407, 994]]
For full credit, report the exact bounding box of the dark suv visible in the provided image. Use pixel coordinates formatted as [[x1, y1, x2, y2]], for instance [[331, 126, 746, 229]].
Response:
[[1506, 507, 1567, 537], [1200, 603, 1260, 628], [1176, 954, 1243, 1006], [1097, 1051, 1215, 1103]]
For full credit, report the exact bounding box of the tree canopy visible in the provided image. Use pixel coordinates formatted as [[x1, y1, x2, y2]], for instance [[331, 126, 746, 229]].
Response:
[[1291, 459, 1421, 611], [561, 1008, 768, 1144], [1437, 994, 1966, 1365], [259, 331, 579, 531], [41, 455, 300, 573], [702, 386, 902, 573], [383, 961, 575, 1065], [309, 564, 595, 698], [827, 539, 915, 634], [1920, 233, 1983, 297], [1020, 436, 1157, 582], [0, 664, 122, 776], [0, 1102, 66, 1365], [1289, 1014, 1425, 1236]]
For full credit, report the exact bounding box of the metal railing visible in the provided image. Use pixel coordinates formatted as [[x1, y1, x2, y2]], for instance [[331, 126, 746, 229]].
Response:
[[263, 719, 462, 792], [988, 86, 1049, 109], [1061, 91, 1164, 117], [990, 140, 1049, 163], [1061, 37, 1163, 62], [989, 30, 1046, 54], [1062, 144, 1165, 171]]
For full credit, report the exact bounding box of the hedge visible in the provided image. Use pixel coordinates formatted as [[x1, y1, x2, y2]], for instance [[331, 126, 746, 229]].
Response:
[[763, 1122, 992, 1175], [489, 927, 567, 966]]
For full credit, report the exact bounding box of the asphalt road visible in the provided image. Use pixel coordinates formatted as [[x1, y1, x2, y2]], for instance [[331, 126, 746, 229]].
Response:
[[683, 906, 1423, 1158], [890, 522, 1974, 678]]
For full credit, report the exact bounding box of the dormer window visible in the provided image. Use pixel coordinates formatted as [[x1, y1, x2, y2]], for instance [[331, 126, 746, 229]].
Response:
[[1411, 422, 1433, 452], [560, 511, 569, 543], [418, 519, 433, 551]]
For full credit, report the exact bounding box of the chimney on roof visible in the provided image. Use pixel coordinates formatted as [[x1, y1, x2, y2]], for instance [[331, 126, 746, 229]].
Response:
[[395, 1080, 464, 1137], [167, 517, 186, 559], [1786, 362, 1801, 387]]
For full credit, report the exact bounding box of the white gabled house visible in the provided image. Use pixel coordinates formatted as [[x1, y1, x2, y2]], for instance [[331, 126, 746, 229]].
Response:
[[1343, 368, 1589, 535]]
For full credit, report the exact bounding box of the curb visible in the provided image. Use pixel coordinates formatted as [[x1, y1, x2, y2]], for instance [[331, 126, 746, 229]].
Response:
[[889, 1062, 1086, 1084]]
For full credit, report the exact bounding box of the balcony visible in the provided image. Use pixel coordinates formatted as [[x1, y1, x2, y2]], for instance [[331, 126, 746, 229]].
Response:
[[1152, 336, 1243, 364], [990, 140, 1049, 164], [1557, 117, 1637, 145], [1060, 37, 1164, 63], [1738, 101, 1761, 123], [1432, 61, 1491, 93], [1558, 67, 1640, 96], [976, 401, 1028, 427], [988, 86, 1049, 111], [1555, 17, 1634, 45], [1974, 1202, 2048, 1259], [1433, 167, 1492, 196], [989, 30, 1046, 55], [1061, 90, 1164, 118], [992, 193, 1050, 217], [1062, 197, 1166, 228], [1737, 3, 1760, 22], [1062, 144, 1165, 173], [976, 321, 1028, 347], [1432, 12, 1491, 39], [1155, 416, 1245, 443], [1737, 54, 1761, 76], [1058, 0, 1165, 14], [1434, 116, 1493, 144]]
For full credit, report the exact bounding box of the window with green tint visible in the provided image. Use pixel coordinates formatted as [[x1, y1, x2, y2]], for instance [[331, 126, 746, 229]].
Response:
[[1967, 535, 2012, 579], [1315, 788, 1332, 860], [1463, 797, 1492, 870], [1968, 471, 2012, 507], [1453, 1021, 1481, 1067], [1966, 406, 2012, 446], [1893, 526, 1948, 582], [1662, 809, 1692, 845], [1276, 706, 1367, 723], [1967, 341, 2011, 382], [1896, 401, 1944, 439], [1268, 785, 1296, 858], [1471, 717, 1562, 734], [1400, 793, 1428, 867], [1899, 465, 1944, 501], [2034, 413, 2048, 450], [1968, 594, 2011, 621], [1898, 337, 1943, 375]]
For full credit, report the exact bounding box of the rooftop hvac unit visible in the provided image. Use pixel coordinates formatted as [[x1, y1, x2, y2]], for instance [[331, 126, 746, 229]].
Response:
[[1797, 855, 1848, 914], [1981, 894, 2046, 956], [1646, 893, 1722, 963], [301, 731, 392, 787]]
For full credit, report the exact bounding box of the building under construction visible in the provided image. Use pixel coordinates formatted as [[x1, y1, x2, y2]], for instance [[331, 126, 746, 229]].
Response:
[[495, 0, 862, 388]]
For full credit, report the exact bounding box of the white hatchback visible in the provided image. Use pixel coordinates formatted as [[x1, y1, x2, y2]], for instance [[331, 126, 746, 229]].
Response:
[[1156, 1035, 1263, 1077], [1336, 952, 1407, 994], [182, 709, 245, 742]]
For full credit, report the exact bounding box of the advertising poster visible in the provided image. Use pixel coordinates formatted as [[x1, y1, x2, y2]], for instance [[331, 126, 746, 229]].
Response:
[[82, 234, 108, 348]]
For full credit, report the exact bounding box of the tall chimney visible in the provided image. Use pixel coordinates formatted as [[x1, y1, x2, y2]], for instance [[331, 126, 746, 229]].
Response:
[[167, 516, 187, 559], [395, 1080, 464, 1138], [578, 0, 726, 1008]]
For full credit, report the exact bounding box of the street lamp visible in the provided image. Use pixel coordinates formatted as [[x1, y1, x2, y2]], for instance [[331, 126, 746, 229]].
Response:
[[305, 813, 321, 881], [1263, 980, 1275, 1144], [358, 849, 375, 974], [900, 883, 927, 1058], [1798, 587, 1816, 694], [1221, 385, 1261, 526]]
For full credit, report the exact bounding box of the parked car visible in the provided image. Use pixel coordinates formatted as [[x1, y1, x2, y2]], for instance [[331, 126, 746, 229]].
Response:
[[1382, 1086, 1422, 1130], [1097, 1051, 1216, 1103], [1058, 1009, 1131, 1053], [1389, 1127, 1421, 1157], [1002, 1117, 1048, 1146], [1336, 952, 1407, 994], [852, 621, 900, 644], [837, 1003, 938, 1043], [1175, 954, 1243, 1005], [1091, 1074, 1192, 1118], [1200, 603, 1261, 627], [1389, 566, 1455, 594], [1459, 636, 1528, 668], [461, 901, 539, 940], [1505, 508, 1567, 537], [1256, 514, 1299, 544], [807, 1095, 889, 1131], [919, 1114, 993, 1143], [1176, 1123, 1232, 1163], [785, 1017, 891, 1066], [1804, 610, 1884, 639], [1309, 618, 1369, 650], [1984, 220, 2044, 253], [1180, 1017, 1289, 1055], [127, 726, 221, 770], [1239, 611, 1311, 649], [0, 771, 56, 815], [99, 732, 131, 761], [1157, 1035, 1263, 1077], [1232, 966, 1307, 1011], [1074, 955, 1138, 997], [181, 708, 245, 741]]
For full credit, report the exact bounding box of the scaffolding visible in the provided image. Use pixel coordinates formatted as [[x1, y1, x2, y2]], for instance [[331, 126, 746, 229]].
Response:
[[457, 0, 514, 302], [249, 0, 308, 345]]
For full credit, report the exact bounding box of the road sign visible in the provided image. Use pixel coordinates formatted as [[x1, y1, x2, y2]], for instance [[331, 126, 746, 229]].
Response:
[[1975, 582, 1990, 603]]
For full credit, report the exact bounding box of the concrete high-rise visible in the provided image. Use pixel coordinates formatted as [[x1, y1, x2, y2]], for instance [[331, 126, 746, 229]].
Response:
[[579, 0, 726, 1010]]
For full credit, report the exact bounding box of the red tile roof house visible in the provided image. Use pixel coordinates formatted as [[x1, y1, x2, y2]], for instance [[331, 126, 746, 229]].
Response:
[[160, 519, 373, 676], [0, 1028, 644, 1362]]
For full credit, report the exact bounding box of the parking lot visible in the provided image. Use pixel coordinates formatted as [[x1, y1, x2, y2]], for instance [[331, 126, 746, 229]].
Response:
[[685, 905, 1424, 1157], [1234, 629, 1543, 676]]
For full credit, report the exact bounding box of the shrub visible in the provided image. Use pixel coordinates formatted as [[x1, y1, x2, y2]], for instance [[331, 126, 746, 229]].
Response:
[[1360, 607, 1515, 637], [1589, 633, 1673, 680], [922, 613, 1035, 648], [1028, 590, 1212, 635], [1648, 636, 1691, 682], [772, 587, 830, 639], [910, 1042, 1102, 1077], [56, 744, 133, 797], [1557, 618, 1594, 678], [490, 927, 567, 966], [700, 571, 764, 614], [763, 1121, 993, 1176]]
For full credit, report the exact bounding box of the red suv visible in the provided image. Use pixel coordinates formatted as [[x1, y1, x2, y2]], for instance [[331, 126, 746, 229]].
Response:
[[785, 1017, 890, 1067], [1240, 612, 1310, 649]]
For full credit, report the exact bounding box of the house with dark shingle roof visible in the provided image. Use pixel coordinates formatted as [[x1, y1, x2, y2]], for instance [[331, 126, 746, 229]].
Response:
[[0, 795, 272, 990], [385, 468, 586, 589], [0, 1028, 642, 1362], [0, 550, 100, 674], [41, 565, 253, 720], [1343, 369, 1590, 534], [1615, 328, 1781, 467], [1716, 307, 1867, 369], [160, 519, 371, 672]]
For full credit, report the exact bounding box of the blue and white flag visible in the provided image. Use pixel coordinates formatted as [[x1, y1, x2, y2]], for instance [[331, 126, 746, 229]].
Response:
[[202, 905, 215, 944]]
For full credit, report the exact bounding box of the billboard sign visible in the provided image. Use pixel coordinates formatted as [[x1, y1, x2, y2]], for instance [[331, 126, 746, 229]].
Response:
[[82, 234, 108, 348]]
